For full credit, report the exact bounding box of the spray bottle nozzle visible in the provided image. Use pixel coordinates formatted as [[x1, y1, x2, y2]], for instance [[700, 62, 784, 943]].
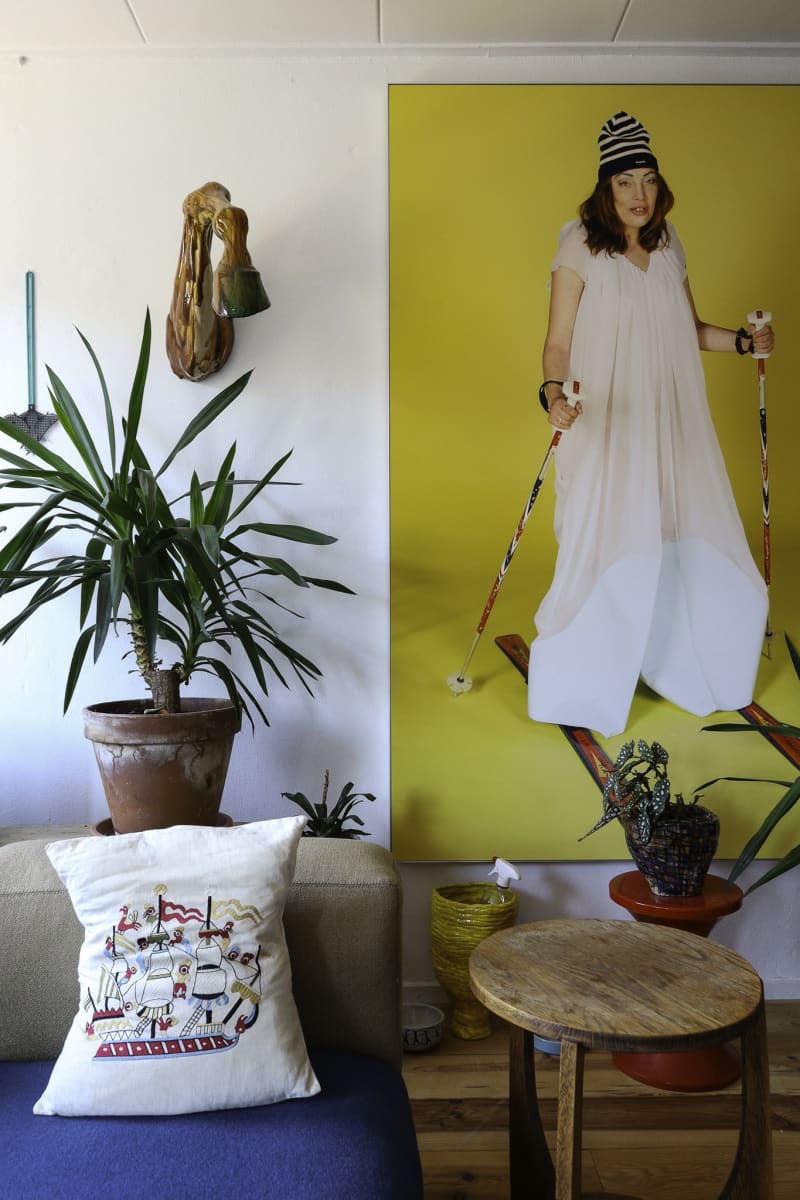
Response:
[[488, 856, 520, 891]]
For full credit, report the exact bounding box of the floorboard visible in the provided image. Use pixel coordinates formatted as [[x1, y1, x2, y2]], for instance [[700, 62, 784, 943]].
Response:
[[403, 1000, 800, 1199]]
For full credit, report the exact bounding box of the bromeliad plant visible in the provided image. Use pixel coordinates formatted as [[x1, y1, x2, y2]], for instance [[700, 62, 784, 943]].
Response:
[[0, 310, 351, 723], [283, 770, 375, 838]]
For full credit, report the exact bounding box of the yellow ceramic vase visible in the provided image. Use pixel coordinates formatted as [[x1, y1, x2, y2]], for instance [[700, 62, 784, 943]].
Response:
[[431, 882, 518, 1039]]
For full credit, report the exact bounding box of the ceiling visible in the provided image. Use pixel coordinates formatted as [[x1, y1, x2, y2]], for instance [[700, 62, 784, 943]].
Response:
[[1, 1, 798, 56]]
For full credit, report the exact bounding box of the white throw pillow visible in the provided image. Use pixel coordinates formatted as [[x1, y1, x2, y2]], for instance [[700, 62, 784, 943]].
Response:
[[34, 817, 319, 1116]]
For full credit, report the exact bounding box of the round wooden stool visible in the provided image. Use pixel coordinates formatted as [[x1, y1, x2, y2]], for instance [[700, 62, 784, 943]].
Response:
[[609, 871, 744, 1091], [469, 919, 772, 1200]]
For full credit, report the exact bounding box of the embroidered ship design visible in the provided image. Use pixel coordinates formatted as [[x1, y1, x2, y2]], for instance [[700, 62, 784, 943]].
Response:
[[84, 890, 263, 1061]]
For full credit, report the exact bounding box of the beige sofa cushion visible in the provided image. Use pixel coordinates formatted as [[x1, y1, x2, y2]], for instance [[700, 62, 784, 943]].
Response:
[[0, 827, 402, 1068]]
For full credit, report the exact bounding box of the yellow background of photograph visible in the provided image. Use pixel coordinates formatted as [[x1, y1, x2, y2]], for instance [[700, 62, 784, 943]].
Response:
[[390, 84, 800, 862]]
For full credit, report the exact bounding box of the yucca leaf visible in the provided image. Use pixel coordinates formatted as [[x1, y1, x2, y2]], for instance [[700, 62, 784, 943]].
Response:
[[75, 325, 116, 472], [230, 521, 337, 545], [189, 473, 204, 528], [197, 524, 220, 563], [204, 444, 237, 528], [135, 468, 159, 524], [695, 775, 791, 792], [47, 367, 108, 492], [744, 844, 800, 894], [93, 574, 112, 662], [64, 625, 96, 712], [108, 540, 128, 621], [79, 536, 107, 623], [302, 576, 356, 594], [728, 776, 800, 885], [118, 310, 151, 488], [157, 371, 252, 478], [227, 448, 294, 521], [0, 414, 97, 492], [785, 633, 800, 684]]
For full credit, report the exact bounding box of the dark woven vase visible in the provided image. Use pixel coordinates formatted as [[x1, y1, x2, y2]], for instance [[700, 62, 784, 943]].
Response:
[[624, 805, 720, 897]]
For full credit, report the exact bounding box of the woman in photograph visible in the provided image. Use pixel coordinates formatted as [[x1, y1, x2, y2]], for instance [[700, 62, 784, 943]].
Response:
[[528, 111, 774, 738]]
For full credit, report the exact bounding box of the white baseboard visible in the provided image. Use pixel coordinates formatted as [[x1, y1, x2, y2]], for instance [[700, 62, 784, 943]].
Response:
[[402, 980, 449, 1008], [763, 979, 800, 1000]]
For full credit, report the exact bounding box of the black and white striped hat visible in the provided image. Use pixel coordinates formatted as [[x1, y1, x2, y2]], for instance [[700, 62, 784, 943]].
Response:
[[597, 112, 658, 181]]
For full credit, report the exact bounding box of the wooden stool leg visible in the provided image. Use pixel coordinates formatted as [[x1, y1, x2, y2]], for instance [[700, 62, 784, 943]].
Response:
[[720, 995, 774, 1199], [508, 1024, 555, 1199], [556, 1040, 584, 1199]]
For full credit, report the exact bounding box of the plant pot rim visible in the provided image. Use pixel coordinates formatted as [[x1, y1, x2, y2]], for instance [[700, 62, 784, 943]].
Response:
[[82, 698, 241, 744]]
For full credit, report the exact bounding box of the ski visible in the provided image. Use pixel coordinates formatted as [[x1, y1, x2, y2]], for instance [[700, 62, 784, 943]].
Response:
[[495, 633, 800, 783], [494, 634, 613, 792]]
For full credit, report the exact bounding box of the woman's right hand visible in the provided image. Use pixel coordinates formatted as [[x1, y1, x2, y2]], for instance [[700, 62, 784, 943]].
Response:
[[547, 393, 582, 431]]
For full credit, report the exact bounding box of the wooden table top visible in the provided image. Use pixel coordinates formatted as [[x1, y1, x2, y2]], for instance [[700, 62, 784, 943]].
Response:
[[469, 919, 763, 1052]]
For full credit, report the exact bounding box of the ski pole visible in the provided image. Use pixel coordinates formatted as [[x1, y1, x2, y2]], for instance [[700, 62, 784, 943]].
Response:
[[747, 308, 773, 656], [448, 380, 585, 694]]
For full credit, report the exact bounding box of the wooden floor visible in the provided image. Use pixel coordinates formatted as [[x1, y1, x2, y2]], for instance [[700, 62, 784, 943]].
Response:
[[403, 1001, 800, 1199]]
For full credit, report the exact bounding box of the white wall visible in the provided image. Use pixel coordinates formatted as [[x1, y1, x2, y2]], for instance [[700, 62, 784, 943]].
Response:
[[1, 50, 797, 995]]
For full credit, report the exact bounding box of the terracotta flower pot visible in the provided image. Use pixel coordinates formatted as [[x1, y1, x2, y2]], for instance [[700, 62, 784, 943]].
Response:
[[82, 699, 241, 834], [624, 804, 720, 897]]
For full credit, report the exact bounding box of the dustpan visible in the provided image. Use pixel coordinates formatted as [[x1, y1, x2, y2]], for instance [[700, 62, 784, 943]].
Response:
[[3, 271, 58, 441]]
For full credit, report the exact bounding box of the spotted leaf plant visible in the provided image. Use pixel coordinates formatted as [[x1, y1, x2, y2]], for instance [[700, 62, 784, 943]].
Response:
[[580, 739, 699, 845]]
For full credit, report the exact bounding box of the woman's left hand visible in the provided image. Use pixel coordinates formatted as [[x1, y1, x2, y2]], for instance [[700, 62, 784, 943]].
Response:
[[748, 322, 775, 356]]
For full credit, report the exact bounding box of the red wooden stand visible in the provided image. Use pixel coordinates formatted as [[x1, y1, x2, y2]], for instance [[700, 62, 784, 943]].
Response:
[[608, 871, 744, 1092]]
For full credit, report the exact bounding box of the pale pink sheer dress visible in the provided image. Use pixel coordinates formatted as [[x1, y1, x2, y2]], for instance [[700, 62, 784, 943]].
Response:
[[528, 221, 767, 737]]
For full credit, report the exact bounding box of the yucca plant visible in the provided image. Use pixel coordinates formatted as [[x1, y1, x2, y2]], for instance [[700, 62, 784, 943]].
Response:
[[0, 310, 351, 724], [282, 770, 375, 838], [702, 633, 800, 895]]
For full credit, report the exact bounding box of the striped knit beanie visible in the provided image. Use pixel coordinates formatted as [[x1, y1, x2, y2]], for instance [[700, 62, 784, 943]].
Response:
[[597, 112, 658, 181]]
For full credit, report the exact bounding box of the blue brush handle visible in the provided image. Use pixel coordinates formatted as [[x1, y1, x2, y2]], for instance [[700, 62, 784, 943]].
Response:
[[26, 270, 35, 411]]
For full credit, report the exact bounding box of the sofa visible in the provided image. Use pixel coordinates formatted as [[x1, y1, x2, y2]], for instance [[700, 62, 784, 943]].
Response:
[[0, 825, 424, 1200]]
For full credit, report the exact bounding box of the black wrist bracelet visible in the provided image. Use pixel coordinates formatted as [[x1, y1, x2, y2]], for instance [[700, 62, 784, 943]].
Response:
[[538, 379, 563, 412], [734, 327, 752, 356]]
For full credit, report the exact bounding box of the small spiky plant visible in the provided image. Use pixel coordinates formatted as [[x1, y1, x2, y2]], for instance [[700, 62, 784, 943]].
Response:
[[282, 770, 375, 839]]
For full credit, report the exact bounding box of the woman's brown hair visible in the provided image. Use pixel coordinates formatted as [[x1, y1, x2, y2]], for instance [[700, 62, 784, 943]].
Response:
[[579, 173, 674, 255]]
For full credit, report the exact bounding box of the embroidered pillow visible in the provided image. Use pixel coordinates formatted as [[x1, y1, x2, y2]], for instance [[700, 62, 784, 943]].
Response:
[[34, 817, 319, 1116]]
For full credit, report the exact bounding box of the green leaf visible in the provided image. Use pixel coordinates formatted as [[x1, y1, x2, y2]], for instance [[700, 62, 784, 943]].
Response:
[[75, 325, 116, 472], [157, 371, 252, 478], [227, 448, 293, 521], [80, 536, 107, 625], [189, 472, 204, 528], [302, 576, 356, 594], [230, 522, 337, 545], [785, 633, 800, 684], [695, 775, 792, 792], [135, 468, 159, 524], [64, 625, 96, 712], [118, 310, 151, 489], [197, 524, 220, 563], [204, 444, 237, 529], [744, 844, 800, 894], [47, 366, 108, 492], [93, 574, 112, 662], [728, 776, 800, 885], [108, 539, 128, 621]]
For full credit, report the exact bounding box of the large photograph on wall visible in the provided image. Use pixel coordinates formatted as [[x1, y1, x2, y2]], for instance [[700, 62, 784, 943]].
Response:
[[390, 84, 800, 862]]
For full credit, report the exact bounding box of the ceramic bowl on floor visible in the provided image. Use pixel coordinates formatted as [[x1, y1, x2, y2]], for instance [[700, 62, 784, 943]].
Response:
[[402, 1003, 445, 1052]]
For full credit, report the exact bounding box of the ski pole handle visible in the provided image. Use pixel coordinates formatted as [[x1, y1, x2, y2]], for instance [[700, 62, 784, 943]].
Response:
[[562, 379, 583, 406], [551, 378, 583, 446], [747, 308, 772, 360]]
